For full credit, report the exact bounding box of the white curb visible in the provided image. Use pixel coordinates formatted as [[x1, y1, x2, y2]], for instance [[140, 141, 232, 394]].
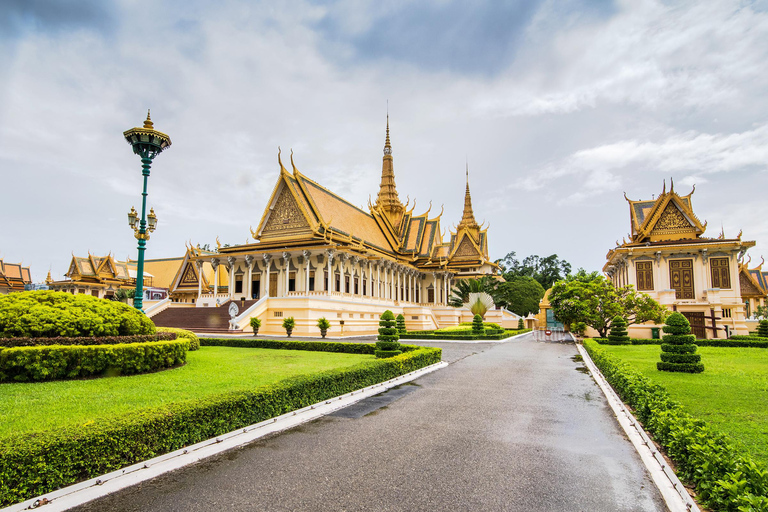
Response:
[[402, 330, 532, 344], [3, 361, 448, 512], [577, 344, 699, 512]]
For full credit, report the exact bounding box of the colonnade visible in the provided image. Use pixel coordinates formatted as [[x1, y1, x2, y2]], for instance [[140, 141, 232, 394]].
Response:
[[196, 249, 455, 306]]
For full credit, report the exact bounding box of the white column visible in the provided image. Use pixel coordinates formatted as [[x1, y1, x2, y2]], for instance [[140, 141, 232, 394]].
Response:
[[283, 252, 291, 296], [263, 255, 271, 298], [227, 256, 236, 300], [245, 255, 254, 299], [397, 267, 401, 302], [196, 261, 203, 300], [304, 250, 311, 293], [368, 261, 373, 297], [376, 263, 381, 298], [384, 264, 389, 300], [326, 250, 334, 296], [211, 258, 220, 298], [432, 272, 438, 304]]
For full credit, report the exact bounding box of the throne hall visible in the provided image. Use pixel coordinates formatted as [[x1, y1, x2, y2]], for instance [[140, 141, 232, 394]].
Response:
[[148, 119, 514, 336]]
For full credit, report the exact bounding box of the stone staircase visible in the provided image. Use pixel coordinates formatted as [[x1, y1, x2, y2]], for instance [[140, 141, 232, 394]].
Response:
[[151, 300, 259, 334]]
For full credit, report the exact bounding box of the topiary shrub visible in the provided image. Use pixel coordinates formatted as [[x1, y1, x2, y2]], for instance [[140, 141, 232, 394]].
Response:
[[396, 314, 406, 334], [155, 327, 199, 350], [376, 310, 401, 358], [317, 317, 330, 338], [607, 316, 630, 345], [517, 318, 524, 330], [250, 317, 261, 336], [658, 312, 704, 373], [282, 317, 295, 337], [472, 314, 484, 334], [758, 319, 768, 338], [0, 291, 155, 338]]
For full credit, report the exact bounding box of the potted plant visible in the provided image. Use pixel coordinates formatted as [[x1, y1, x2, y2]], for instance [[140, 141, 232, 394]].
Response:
[[317, 317, 331, 338], [282, 316, 295, 337], [250, 317, 261, 336]]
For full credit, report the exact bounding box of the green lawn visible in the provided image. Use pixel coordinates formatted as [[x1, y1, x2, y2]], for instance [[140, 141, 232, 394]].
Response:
[[598, 344, 768, 465], [1, 346, 374, 438]]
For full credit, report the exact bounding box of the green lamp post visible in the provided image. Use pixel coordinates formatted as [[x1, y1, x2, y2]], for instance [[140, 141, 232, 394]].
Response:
[[124, 111, 171, 310]]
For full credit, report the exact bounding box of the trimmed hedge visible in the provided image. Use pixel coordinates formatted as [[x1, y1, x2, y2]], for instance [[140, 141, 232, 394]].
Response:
[[607, 316, 630, 345], [376, 310, 401, 358], [400, 329, 530, 341], [593, 338, 768, 348], [0, 291, 155, 338], [0, 342, 441, 506], [155, 327, 199, 351], [584, 340, 768, 510], [0, 340, 189, 382], [0, 333, 176, 348]]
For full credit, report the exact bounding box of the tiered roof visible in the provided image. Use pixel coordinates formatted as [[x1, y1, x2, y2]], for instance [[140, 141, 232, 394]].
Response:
[[0, 259, 32, 292]]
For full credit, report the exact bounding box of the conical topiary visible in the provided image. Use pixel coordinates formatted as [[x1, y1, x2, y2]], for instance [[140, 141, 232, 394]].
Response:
[[657, 312, 704, 373], [396, 313, 406, 335], [472, 314, 484, 334], [757, 319, 768, 338], [376, 310, 402, 358], [607, 316, 630, 345], [518, 318, 524, 330]]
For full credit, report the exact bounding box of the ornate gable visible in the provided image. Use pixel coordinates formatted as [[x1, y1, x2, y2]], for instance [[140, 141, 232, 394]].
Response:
[[450, 233, 481, 261], [260, 182, 311, 238], [740, 271, 764, 297], [649, 202, 696, 238], [179, 262, 199, 286]]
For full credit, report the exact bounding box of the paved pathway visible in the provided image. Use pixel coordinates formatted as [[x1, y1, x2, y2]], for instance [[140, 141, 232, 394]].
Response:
[[73, 335, 666, 511]]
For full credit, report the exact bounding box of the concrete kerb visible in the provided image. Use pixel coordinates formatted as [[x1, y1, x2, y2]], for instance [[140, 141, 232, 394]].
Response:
[[577, 343, 700, 512], [2, 361, 448, 512]]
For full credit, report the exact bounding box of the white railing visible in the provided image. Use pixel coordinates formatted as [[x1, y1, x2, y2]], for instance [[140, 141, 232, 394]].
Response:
[[144, 298, 171, 318], [533, 327, 571, 342], [231, 296, 268, 331]]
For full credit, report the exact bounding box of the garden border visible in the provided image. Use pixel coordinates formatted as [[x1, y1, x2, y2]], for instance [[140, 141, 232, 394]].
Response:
[[576, 343, 698, 512], [2, 360, 448, 512]]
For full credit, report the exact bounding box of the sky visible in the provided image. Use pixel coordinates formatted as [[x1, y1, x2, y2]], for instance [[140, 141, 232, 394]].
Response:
[[2, 0, 768, 283]]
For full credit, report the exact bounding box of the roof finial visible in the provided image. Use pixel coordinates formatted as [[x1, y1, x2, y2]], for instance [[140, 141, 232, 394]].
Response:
[[458, 163, 479, 231], [278, 146, 287, 172], [670, 176, 674, 192], [662, 179, 666, 195], [384, 109, 391, 155], [143, 110, 154, 129], [290, 148, 298, 173]]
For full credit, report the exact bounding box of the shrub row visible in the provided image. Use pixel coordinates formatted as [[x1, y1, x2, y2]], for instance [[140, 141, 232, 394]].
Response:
[[583, 340, 768, 511], [400, 329, 530, 340], [0, 343, 441, 506], [0, 340, 189, 382], [593, 338, 768, 348], [201, 338, 379, 354], [0, 332, 176, 348], [0, 291, 155, 338], [155, 327, 200, 351]]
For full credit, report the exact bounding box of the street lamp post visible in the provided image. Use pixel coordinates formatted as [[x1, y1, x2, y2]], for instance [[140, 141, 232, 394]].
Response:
[[123, 111, 171, 310]]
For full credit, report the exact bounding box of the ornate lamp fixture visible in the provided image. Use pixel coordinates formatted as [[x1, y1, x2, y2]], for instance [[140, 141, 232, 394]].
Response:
[[123, 111, 171, 310]]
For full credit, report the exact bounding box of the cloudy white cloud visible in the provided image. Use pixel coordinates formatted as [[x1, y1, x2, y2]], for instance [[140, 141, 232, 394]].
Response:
[[1, 0, 768, 283]]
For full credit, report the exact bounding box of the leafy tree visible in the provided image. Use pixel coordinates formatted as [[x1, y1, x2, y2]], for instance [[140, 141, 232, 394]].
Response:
[[496, 252, 572, 290], [754, 306, 768, 320], [566, 268, 602, 283], [548, 276, 668, 338], [396, 314, 406, 334], [494, 276, 545, 316]]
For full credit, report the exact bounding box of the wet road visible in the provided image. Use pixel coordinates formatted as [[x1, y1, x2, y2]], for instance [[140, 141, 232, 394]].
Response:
[[73, 335, 666, 511]]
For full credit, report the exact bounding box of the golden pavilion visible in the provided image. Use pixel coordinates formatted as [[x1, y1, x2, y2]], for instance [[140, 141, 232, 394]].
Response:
[[148, 118, 515, 335], [604, 180, 755, 338]]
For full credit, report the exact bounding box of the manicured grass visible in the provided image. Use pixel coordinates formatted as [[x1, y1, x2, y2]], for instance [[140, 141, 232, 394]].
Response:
[[598, 344, 768, 466], [1, 346, 373, 438]]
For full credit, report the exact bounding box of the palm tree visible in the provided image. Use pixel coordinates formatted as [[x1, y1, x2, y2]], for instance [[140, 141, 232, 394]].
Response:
[[449, 277, 499, 308]]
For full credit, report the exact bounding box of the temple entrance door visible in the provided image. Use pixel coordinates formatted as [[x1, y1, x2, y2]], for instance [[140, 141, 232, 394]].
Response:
[[252, 279, 260, 299], [682, 312, 706, 339], [269, 274, 278, 297], [669, 259, 694, 299], [427, 288, 434, 303]]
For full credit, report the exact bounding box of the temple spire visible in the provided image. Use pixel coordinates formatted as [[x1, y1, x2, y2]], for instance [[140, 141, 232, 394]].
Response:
[[458, 164, 479, 230], [374, 112, 404, 225]]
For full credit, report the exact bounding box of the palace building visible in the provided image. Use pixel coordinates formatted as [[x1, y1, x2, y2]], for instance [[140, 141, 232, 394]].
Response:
[[604, 180, 755, 338], [0, 260, 32, 294], [148, 118, 514, 336]]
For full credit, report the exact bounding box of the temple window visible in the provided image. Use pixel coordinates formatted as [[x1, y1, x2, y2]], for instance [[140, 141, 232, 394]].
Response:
[[710, 258, 731, 289], [309, 271, 315, 291], [636, 261, 654, 291], [289, 271, 296, 292], [235, 278, 243, 293]]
